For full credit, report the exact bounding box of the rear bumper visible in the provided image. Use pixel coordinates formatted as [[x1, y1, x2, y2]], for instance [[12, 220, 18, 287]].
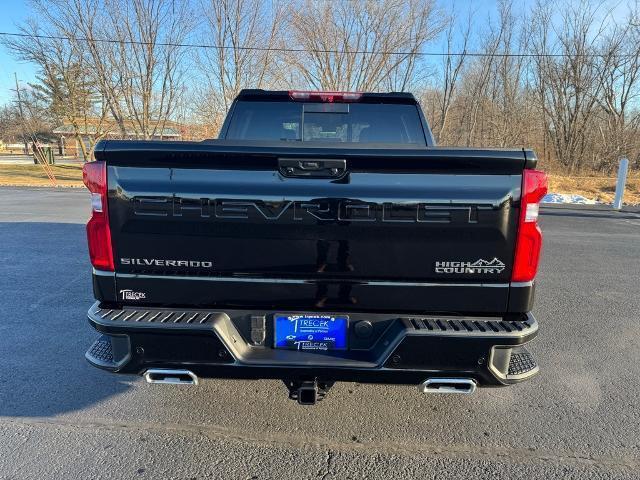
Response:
[[86, 302, 539, 387]]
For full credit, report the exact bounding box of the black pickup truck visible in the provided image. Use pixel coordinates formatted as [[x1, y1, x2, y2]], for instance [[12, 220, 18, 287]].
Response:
[[84, 89, 547, 404]]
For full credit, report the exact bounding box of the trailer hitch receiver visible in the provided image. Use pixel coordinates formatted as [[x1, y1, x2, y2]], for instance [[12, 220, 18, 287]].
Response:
[[284, 379, 334, 405]]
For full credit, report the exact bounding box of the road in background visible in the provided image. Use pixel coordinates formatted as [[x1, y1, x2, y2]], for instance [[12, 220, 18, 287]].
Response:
[[0, 187, 639, 479], [0, 154, 83, 165]]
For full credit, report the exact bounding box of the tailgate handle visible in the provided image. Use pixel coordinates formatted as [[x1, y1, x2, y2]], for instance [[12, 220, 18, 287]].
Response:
[[279, 158, 347, 178]]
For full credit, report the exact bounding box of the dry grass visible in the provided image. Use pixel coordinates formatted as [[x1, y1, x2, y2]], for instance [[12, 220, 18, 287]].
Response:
[[548, 174, 640, 205], [0, 163, 638, 204], [0, 164, 84, 187]]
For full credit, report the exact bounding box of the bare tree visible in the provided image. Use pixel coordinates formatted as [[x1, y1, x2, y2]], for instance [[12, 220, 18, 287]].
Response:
[[456, 6, 508, 147], [594, 18, 640, 170], [0, 89, 52, 146], [530, 0, 614, 171], [192, 0, 285, 133], [0, 105, 22, 145], [26, 0, 128, 136], [27, 0, 192, 140], [484, 0, 531, 148], [425, 8, 471, 143], [285, 0, 445, 92], [2, 18, 108, 160], [103, 0, 192, 138]]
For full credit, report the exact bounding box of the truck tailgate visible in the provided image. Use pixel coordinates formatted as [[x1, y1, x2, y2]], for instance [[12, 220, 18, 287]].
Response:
[[97, 141, 533, 314]]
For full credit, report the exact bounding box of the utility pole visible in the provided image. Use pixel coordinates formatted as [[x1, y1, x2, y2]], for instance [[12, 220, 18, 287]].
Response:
[[13, 73, 29, 155]]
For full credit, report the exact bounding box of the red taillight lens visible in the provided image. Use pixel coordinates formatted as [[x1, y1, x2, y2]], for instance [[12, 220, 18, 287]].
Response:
[[288, 90, 362, 102], [511, 169, 548, 282], [82, 161, 114, 271]]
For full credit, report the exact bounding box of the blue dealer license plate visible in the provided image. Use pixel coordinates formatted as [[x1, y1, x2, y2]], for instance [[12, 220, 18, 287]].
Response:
[[274, 314, 348, 351]]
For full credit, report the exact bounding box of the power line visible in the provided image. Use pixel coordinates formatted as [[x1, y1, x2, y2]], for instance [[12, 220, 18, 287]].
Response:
[[0, 30, 623, 59]]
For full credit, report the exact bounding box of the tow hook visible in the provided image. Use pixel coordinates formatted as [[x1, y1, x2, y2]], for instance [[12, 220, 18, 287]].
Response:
[[284, 379, 334, 405]]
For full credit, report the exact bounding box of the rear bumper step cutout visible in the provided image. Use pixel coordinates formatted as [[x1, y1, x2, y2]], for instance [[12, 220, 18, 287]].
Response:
[[489, 345, 539, 383], [85, 334, 130, 371], [86, 336, 114, 366]]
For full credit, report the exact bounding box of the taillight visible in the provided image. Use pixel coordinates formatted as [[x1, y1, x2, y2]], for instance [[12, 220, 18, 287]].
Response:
[[511, 169, 548, 282], [82, 161, 114, 271], [288, 90, 362, 102]]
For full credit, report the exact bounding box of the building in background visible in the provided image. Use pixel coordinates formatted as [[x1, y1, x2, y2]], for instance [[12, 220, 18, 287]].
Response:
[[52, 118, 182, 157]]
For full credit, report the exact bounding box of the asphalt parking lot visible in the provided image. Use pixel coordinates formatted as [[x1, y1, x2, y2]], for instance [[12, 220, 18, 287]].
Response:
[[0, 187, 639, 479]]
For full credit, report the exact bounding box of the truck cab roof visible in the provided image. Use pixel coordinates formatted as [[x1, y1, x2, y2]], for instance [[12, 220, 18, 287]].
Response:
[[235, 89, 420, 105]]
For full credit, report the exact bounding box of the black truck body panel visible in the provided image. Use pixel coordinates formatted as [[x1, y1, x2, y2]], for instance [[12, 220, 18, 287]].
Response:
[[95, 140, 533, 173], [98, 145, 533, 314], [85, 90, 542, 396]]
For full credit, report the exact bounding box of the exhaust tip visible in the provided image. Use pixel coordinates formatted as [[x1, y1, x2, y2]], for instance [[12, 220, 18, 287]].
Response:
[[144, 369, 198, 386], [419, 378, 477, 395]]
